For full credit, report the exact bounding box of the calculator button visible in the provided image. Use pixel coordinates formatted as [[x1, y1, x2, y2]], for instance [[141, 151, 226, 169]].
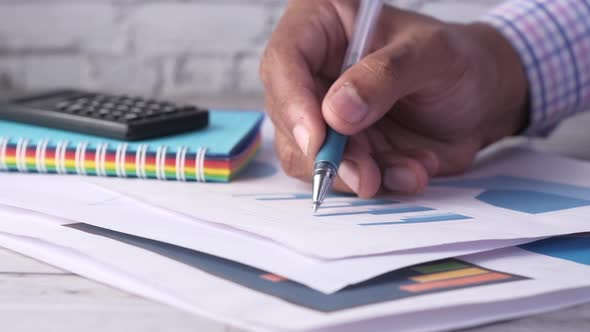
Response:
[[66, 104, 83, 112], [55, 101, 71, 110], [123, 113, 139, 121]]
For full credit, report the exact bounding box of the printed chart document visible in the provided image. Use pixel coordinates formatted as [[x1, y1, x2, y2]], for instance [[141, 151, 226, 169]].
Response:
[[1, 206, 590, 332], [86, 147, 590, 259], [0, 175, 534, 293]]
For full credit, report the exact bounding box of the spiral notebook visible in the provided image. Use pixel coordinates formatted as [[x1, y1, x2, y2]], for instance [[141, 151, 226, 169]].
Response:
[[0, 110, 264, 182]]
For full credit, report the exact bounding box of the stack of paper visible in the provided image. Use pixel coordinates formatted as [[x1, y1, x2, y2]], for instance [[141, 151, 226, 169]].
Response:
[[1, 119, 590, 331]]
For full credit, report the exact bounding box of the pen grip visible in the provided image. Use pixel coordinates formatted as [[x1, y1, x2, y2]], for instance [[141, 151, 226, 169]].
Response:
[[315, 128, 347, 169]]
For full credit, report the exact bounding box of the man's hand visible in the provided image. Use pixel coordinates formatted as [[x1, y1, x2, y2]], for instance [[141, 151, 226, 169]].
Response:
[[260, 0, 529, 198]]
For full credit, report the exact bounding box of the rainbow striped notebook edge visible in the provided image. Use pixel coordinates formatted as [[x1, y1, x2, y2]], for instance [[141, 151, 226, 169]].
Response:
[[0, 110, 264, 182]]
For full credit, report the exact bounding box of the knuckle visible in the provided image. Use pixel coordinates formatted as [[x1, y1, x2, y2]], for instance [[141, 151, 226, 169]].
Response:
[[360, 45, 412, 82], [360, 56, 396, 81], [422, 25, 456, 60]]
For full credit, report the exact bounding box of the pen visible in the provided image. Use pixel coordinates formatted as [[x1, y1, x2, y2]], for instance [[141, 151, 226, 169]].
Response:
[[312, 0, 384, 213]]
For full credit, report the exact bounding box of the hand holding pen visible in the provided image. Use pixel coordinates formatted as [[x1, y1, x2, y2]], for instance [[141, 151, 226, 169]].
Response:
[[260, 1, 529, 206], [312, 0, 383, 212]]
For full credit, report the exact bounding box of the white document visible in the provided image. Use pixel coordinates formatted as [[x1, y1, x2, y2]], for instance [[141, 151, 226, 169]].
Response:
[[0, 229, 264, 332], [0, 183, 534, 293], [85, 147, 590, 259], [1, 207, 590, 332], [308, 287, 590, 332]]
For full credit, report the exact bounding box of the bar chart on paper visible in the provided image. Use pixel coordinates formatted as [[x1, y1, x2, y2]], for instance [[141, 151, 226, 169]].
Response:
[[85, 149, 590, 260], [235, 174, 590, 227], [520, 234, 590, 265], [65, 222, 525, 312], [235, 193, 473, 227], [434, 175, 590, 214]]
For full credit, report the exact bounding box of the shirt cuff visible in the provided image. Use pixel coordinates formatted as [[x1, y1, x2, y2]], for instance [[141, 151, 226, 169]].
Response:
[[479, 0, 590, 136]]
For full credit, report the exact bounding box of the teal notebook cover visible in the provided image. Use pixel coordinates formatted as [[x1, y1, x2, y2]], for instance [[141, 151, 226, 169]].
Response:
[[0, 110, 264, 156]]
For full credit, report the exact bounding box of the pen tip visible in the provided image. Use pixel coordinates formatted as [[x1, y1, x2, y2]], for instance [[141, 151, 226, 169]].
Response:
[[312, 202, 319, 214]]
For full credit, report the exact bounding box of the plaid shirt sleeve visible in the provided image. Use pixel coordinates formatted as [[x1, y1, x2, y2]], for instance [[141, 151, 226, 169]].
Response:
[[480, 0, 590, 136]]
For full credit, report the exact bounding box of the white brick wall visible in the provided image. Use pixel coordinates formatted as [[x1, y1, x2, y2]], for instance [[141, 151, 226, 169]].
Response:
[[0, 0, 503, 100]]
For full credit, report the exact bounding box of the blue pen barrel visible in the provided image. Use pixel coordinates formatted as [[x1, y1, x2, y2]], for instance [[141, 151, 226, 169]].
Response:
[[315, 129, 348, 170], [311, 0, 382, 210]]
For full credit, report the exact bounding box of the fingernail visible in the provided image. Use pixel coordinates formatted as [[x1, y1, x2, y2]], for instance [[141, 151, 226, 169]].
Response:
[[384, 167, 417, 193], [339, 160, 360, 193], [328, 84, 368, 124], [292, 124, 310, 155]]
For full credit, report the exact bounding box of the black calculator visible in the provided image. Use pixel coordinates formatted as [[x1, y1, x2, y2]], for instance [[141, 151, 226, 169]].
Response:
[[0, 90, 209, 141]]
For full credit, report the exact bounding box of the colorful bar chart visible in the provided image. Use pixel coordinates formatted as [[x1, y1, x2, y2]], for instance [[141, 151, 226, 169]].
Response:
[[401, 272, 512, 293], [65, 223, 526, 312], [398, 260, 519, 294]]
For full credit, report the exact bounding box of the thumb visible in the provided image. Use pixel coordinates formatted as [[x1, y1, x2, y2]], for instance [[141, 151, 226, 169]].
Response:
[[321, 38, 446, 135]]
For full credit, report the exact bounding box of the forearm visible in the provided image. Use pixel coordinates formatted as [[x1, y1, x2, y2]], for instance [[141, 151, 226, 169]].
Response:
[[480, 0, 590, 136]]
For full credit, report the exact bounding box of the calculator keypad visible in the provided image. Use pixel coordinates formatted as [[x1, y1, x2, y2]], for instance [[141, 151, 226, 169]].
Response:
[[1, 90, 209, 140], [51, 94, 201, 123]]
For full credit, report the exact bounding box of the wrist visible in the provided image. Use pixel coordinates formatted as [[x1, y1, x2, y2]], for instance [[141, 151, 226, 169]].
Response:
[[466, 23, 530, 145]]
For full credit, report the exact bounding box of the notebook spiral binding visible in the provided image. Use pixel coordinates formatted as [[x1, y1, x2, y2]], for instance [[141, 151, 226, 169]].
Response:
[[0, 137, 208, 182]]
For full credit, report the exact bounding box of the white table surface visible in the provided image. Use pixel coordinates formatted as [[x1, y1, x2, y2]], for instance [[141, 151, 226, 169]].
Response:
[[2, 93, 590, 332]]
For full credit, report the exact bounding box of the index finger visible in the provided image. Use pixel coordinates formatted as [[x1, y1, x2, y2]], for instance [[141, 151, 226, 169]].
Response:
[[260, 0, 349, 156]]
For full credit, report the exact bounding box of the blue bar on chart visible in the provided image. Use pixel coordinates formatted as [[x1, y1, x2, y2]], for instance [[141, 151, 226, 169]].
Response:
[[433, 175, 590, 214], [255, 193, 312, 201], [323, 198, 397, 208], [359, 213, 472, 226], [235, 192, 356, 201], [318, 206, 434, 218]]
